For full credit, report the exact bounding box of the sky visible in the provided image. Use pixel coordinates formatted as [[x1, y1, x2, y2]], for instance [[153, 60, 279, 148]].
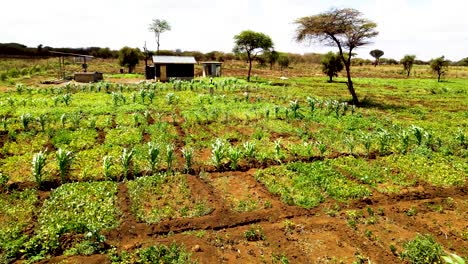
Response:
[[1, 0, 467, 61]]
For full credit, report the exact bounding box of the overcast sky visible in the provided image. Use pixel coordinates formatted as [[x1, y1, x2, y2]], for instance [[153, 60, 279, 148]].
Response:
[[2, 0, 467, 61]]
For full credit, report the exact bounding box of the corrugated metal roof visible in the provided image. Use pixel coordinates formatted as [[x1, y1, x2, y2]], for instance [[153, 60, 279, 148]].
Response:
[[153, 55, 197, 64]]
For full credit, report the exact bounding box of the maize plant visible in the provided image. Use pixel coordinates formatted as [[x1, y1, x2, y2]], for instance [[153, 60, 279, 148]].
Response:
[[20, 113, 32, 131], [37, 113, 48, 131], [274, 139, 282, 161], [62, 93, 72, 106], [399, 130, 410, 154], [344, 135, 356, 154], [165, 144, 175, 174], [70, 112, 81, 130], [211, 138, 227, 170], [361, 133, 373, 157], [139, 89, 147, 104], [143, 110, 151, 124], [133, 112, 141, 127], [306, 96, 316, 114], [455, 128, 466, 148], [56, 148, 73, 183], [316, 141, 327, 157], [111, 92, 120, 106], [88, 117, 97, 129], [16, 83, 25, 94], [148, 90, 156, 104], [147, 142, 160, 173], [377, 129, 391, 155], [6, 97, 15, 107], [102, 156, 113, 181], [303, 141, 314, 157], [243, 141, 256, 160], [181, 147, 194, 173], [121, 148, 135, 180], [32, 150, 47, 188], [166, 93, 176, 104], [228, 146, 242, 170], [289, 100, 303, 119], [411, 125, 424, 145], [60, 113, 67, 128], [1, 115, 7, 130]]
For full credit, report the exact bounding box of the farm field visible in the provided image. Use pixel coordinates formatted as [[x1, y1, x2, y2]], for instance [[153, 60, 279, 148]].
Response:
[[0, 61, 467, 263]]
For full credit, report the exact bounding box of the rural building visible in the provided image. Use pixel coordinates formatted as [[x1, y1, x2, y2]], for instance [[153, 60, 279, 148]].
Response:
[[152, 55, 196, 82], [201, 61, 222, 77]]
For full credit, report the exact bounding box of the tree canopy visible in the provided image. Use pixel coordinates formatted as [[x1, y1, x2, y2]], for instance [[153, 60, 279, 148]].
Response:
[[295, 8, 378, 105], [430, 56, 449, 82], [118, 47, 141, 73], [321, 52, 344, 82], [400, 55, 416, 77], [149, 19, 171, 55], [233, 30, 273, 81], [370, 49, 384, 66]]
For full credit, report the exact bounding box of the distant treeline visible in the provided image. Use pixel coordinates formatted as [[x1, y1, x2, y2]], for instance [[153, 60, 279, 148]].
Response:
[[1, 43, 467, 66]]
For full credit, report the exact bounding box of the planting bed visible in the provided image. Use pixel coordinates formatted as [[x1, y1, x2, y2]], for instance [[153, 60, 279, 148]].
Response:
[[0, 73, 466, 263]]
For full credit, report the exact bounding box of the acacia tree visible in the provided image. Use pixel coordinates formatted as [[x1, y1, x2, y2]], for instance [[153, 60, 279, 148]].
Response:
[[118, 47, 140, 73], [321, 52, 344, 82], [264, 50, 279, 70], [430, 56, 449, 82], [295, 8, 378, 105], [233, 30, 274, 81], [278, 54, 290, 71], [149, 19, 171, 55], [370, 49, 384, 66], [400, 55, 416, 77]]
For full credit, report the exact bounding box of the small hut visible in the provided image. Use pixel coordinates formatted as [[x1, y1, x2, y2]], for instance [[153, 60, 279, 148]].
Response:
[[152, 55, 196, 82], [201, 61, 222, 77]]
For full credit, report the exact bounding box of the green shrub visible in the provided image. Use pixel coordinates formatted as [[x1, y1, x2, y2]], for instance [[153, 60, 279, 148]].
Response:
[[401, 234, 443, 264]]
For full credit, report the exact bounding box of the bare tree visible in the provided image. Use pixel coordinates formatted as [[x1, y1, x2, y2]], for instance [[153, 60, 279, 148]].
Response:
[[148, 19, 171, 55], [295, 8, 378, 105]]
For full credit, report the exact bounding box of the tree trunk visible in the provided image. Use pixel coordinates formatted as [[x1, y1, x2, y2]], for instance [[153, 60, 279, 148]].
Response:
[[247, 53, 252, 82], [345, 63, 359, 105], [157, 34, 160, 55], [128, 66, 132, 74], [334, 40, 359, 105], [329, 75, 333, 82], [438, 72, 441, 82]]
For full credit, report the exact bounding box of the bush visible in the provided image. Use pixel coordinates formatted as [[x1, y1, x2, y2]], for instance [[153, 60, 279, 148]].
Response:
[[401, 234, 443, 264]]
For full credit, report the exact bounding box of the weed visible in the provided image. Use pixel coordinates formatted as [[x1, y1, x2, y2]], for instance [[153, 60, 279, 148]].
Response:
[[244, 225, 266, 241], [405, 207, 417, 216]]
